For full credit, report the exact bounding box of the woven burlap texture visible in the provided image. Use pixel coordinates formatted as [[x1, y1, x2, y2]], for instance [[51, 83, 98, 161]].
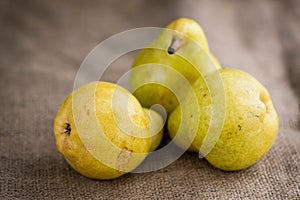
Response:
[[0, 0, 299, 199]]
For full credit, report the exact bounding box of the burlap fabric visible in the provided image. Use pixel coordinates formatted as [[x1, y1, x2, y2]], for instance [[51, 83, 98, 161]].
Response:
[[0, 0, 299, 199]]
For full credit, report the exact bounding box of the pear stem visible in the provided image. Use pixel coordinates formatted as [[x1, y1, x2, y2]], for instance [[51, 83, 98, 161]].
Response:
[[168, 38, 182, 54]]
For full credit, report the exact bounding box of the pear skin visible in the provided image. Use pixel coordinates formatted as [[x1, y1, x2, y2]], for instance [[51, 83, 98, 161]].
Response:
[[54, 82, 151, 179], [168, 68, 279, 171], [130, 18, 221, 114], [143, 108, 164, 151]]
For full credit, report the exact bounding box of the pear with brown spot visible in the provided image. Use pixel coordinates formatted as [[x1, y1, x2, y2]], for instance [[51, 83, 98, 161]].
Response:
[[54, 81, 151, 179]]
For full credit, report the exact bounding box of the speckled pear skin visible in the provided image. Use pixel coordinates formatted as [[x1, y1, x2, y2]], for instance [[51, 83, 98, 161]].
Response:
[[54, 82, 151, 179], [168, 68, 279, 171]]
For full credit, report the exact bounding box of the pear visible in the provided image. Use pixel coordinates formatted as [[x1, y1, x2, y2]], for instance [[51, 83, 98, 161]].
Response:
[[130, 18, 221, 114], [53, 81, 151, 179], [168, 68, 279, 171], [143, 108, 164, 151]]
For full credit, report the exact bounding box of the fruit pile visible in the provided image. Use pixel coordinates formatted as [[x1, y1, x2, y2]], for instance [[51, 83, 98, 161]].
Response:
[[54, 18, 278, 180]]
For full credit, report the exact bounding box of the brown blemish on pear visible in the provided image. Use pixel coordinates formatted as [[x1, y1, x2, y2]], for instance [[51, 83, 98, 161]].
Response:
[[117, 147, 133, 172]]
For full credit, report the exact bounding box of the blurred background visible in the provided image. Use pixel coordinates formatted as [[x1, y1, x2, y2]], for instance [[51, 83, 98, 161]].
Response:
[[0, 0, 299, 199]]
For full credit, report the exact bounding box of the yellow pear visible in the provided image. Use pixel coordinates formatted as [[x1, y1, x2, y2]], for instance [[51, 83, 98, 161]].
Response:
[[130, 18, 221, 114], [168, 68, 279, 170], [54, 81, 151, 179], [143, 108, 164, 151]]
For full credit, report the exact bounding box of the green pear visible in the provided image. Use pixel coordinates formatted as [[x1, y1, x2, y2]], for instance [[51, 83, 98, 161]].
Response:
[[168, 68, 279, 171], [130, 18, 221, 114], [54, 81, 151, 179]]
